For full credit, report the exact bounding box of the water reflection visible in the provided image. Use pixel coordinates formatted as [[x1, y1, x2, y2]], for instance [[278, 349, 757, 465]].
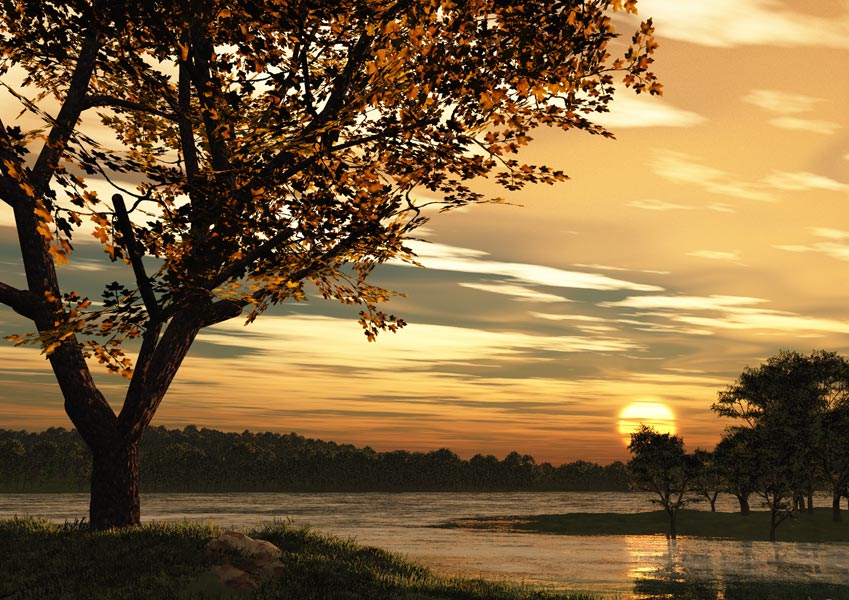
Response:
[[629, 536, 849, 600]]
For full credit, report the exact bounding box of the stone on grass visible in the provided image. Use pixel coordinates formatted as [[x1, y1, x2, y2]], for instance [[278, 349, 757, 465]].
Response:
[[205, 531, 285, 592]]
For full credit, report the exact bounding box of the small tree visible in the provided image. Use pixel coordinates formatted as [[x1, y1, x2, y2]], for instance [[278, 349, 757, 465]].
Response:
[[713, 428, 759, 515], [818, 404, 849, 522], [0, 0, 660, 528], [627, 425, 692, 539], [749, 425, 796, 542], [689, 449, 721, 512]]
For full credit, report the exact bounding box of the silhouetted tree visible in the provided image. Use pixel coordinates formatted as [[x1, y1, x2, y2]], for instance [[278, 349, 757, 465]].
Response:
[[0, 0, 660, 528], [689, 449, 721, 512], [713, 428, 758, 515], [627, 425, 693, 539], [712, 350, 849, 515]]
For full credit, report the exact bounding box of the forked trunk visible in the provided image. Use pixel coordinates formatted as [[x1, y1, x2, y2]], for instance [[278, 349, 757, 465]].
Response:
[[833, 494, 842, 522], [90, 440, 140, 529], [737, 494, 751, 516]]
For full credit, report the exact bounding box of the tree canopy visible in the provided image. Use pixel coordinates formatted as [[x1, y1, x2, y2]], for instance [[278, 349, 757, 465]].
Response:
[[0, 0, 660, 527]]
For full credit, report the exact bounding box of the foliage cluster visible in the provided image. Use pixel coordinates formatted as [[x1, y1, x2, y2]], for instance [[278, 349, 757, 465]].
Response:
[[0, 425, 630, 493], [0, 517, 598, 600]]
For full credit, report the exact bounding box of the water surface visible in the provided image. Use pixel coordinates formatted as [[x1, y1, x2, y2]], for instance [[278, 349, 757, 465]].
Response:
[[3, 491, 847, 598]]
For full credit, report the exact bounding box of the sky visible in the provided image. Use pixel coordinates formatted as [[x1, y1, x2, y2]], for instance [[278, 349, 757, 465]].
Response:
[[2, 0, 849, 464]]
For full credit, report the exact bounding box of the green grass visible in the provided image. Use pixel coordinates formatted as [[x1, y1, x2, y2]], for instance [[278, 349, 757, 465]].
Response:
[[441, 507, 849, 543], [0, 517, 596, 600]]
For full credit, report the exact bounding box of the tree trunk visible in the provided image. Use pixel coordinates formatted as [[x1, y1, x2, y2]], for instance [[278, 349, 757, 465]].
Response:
[[769, 509, 777, 542], [833, 493, 842, 522], [807, 489, 814, 514], [709, 493, 717, 512], [737, 494, 750, 515], [89, 439, 140, 529], [667, 509, 677, 540]]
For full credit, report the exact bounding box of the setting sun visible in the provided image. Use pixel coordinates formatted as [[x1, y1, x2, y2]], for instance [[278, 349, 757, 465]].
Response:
[[617, 402, 677, 443]]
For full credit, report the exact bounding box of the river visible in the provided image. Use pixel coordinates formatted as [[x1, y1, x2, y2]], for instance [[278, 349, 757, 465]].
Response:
[[2, 491, 848, 598]]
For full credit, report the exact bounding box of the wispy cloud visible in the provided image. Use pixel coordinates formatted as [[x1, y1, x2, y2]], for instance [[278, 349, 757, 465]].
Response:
[[775, 227, 849, 261], [572, 263, 670, 275], [652, 152, 849, 202], [742, 89, 840, 135], [601, 293, 849, 337], [458, 282, 569, 303], [593, 91, 706, 128], [401, 241, 664, 292], [601, 294, 766, 312], [651, 151, 776, 202], [686, 250, 742, 261], [626, 199, 692, 211], [636, 0, 849, 49], [762, 171, 849, 193], [768, 117, 841, 135], [743, 89, 824, 114]]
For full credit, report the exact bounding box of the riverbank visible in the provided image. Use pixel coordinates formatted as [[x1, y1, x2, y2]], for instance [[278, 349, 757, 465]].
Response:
[[0, 517, 596, 599], [441, 507, 849, 542]]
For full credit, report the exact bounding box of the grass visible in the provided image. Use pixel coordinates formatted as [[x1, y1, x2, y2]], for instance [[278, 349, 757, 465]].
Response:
[[441, 507, 849, 543], [0, 517, 597, 600]]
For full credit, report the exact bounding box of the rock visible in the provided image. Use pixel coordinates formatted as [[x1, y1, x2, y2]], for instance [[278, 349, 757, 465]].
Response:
[[208, 564, 259, 592], [206, 531, 285, 592]]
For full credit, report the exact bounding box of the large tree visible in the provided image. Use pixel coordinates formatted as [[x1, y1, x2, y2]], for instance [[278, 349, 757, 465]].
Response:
[[712, 350, 849, 514], [0, 0, 660, 528]]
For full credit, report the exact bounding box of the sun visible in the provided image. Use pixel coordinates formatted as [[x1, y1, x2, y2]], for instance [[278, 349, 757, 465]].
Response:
[[617, 401, 676, 443]]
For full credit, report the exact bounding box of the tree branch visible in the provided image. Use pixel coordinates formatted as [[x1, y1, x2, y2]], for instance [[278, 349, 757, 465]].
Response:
[[205, 226, 297, 291], [111, 194, 161, 321], [30, 32, 103, 198], [0, 281, 39, 320], [83, 95, 178, 121]]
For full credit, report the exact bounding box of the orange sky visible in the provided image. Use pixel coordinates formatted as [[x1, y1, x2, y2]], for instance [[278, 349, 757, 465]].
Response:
[[2, 1, 849, 464]]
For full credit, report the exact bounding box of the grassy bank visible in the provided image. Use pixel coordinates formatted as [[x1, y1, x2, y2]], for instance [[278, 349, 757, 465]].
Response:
[[442, 507, 849, 543], [0, 517, 595, 600]]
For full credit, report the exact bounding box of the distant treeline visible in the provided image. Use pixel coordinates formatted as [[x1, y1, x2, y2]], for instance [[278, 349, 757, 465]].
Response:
[[0, 426, 629, 493]]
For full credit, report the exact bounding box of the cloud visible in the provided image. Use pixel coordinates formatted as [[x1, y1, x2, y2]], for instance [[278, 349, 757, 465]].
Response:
[[762, 171, 849, 193], [592, 91, 706, 128], [572, 263, 670, 275], [686, 250, 741, 261], [601, 294, 767, 312], [626, 199, 692, 211], [636, 0, 849, 49], [706, 203, 736, 214], [200, 315, 644, 370], [743, 89, 824, 114], [457, 282, 569, 303], [529, 312, 605, 322], [651, 151, 776, 202], [768, 117, 841, 135], [742, 90, 840, 135], [400, 241, 664, 292], [601, 293, 849, 338], [775, 227, 849, 261]]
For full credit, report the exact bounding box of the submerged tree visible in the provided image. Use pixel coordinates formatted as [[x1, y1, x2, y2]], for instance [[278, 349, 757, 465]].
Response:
[[627, 425, 693, 539], [0, 0, 659, 528]]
